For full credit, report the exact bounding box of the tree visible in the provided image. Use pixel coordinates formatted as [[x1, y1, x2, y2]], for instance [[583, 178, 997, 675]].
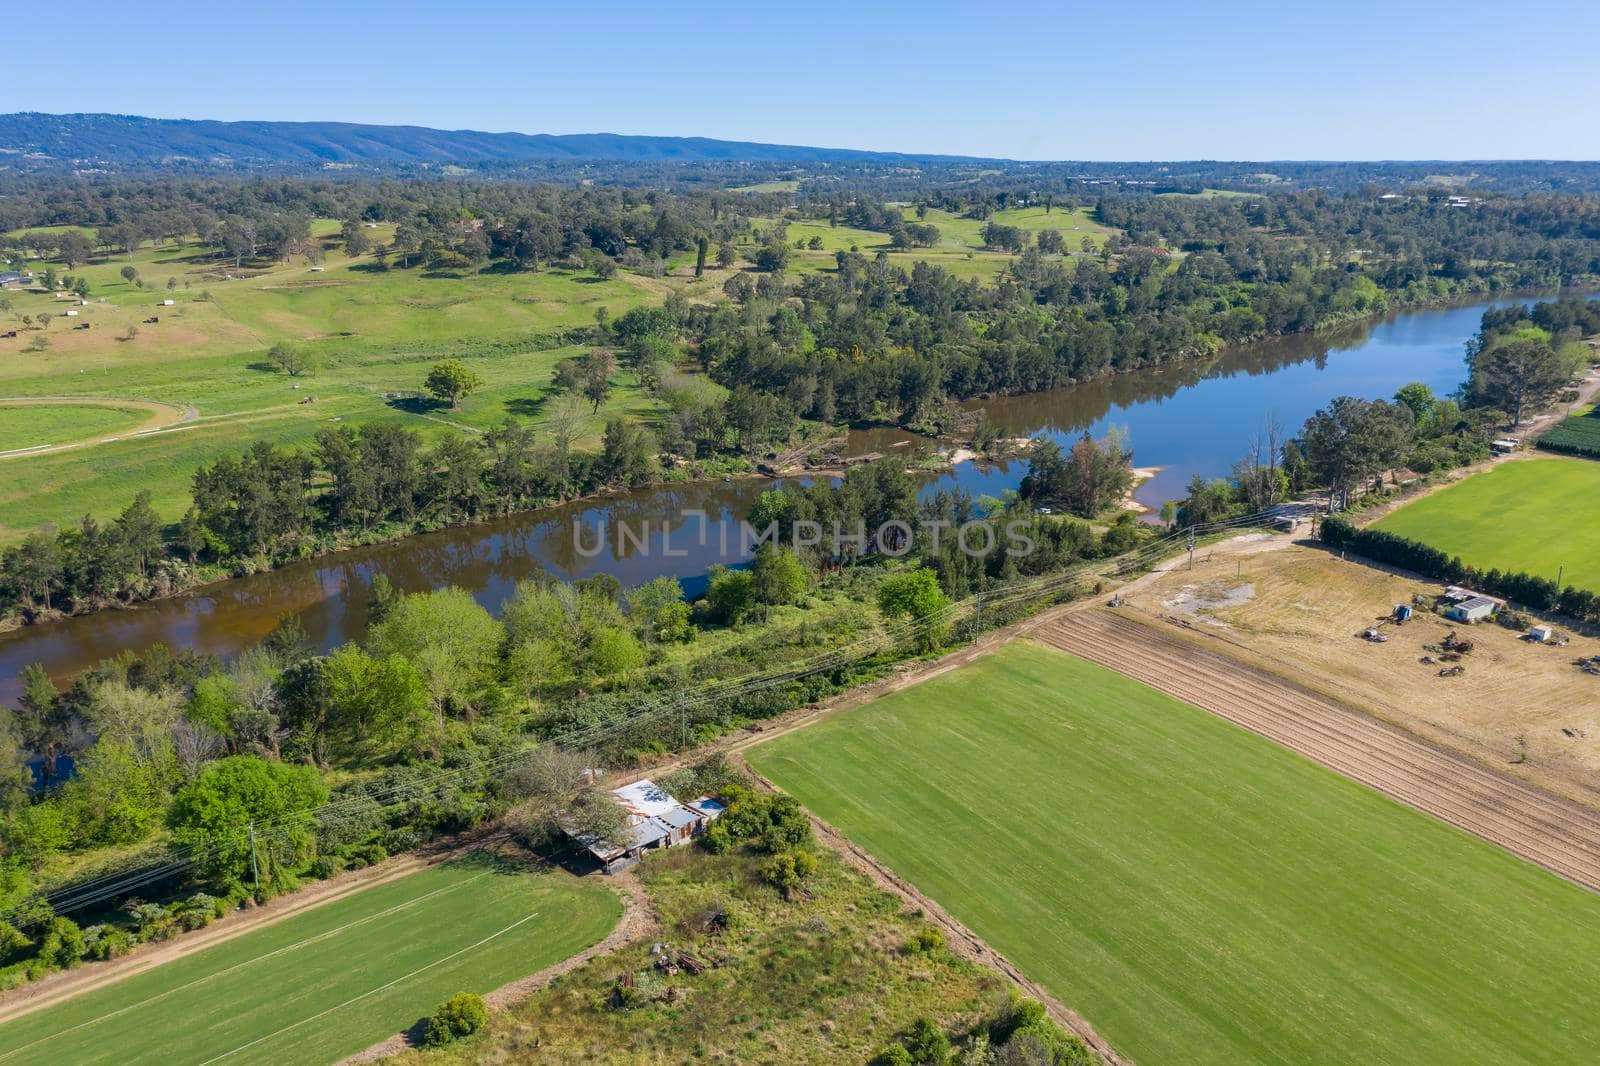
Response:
[[581, 347, 615, 413], [694, 235, 708, 277], [754, 242, 789, 273], [267, 343, 316, 377], [14, 663, 70, 786], [367, 587, 503, 719], [462, 230, 491, 276], [566, 788, 628, 849], [706, 565, 757, 626], [751, 544, 809, 606], [341, 221, 370, 259], [1019, 431, 1133, 518], [167, 756, 328, 891], [178, 506, 207, 563], [1393, 381, 1437, 425], [56, 231, 94, 269], [716, 240, 737, 269], [424, 360, 483, 409], [506, 636, 572, 703], [626, 576, 692, 643], [585, 248, 616, 280], [120, 265, 138, 285], [115, 490, 164, 577], [1301, 396, 1414, 509], [1470, 338, 1574, 426], [876, 568, 952, 652]]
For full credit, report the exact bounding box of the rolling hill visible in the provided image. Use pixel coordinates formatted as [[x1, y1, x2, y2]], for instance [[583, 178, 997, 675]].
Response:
[[0, 112, 985, 169]]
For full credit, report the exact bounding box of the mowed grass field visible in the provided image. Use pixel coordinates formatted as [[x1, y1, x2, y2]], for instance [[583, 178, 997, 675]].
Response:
[[748, 642, 1600, 1066], [0, 403, 150, 452], [0, 222, 721, 542], [0, 856, 619, 1066], [1372, 456, 1600, 590]]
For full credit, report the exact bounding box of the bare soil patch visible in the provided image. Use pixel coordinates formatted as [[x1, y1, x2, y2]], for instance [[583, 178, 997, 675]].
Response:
[[1123, 544, 1600, 807], [1036, 608, 1600, 892]]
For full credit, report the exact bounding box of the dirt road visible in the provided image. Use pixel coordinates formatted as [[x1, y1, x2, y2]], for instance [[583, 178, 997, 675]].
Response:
[[1036, 609, 1600, 893]]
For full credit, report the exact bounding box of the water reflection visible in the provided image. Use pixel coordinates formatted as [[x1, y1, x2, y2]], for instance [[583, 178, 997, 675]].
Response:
[[0, 293, 1578, 701]]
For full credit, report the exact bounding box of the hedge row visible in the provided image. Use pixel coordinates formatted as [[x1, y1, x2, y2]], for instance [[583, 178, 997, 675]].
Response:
[[1537, 414, 1600, 460], [1321, 517, 1600, 623]]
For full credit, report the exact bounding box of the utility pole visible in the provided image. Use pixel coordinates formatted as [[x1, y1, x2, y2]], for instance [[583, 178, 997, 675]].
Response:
[[248, 823, 261, 892], [1187, 530, 1196, 571], [1557, 564, 1564, 590]]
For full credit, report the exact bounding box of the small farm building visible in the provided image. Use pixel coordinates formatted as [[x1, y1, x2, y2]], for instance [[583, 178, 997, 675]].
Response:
[[573, 778, 726, 873], [1444, 596, 1498, 623]]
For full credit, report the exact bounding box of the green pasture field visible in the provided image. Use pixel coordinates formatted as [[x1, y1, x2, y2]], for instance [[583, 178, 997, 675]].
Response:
[[0, 225, 716, 542], [0, 855, 619, 1066], [750, 204, 1117, 283], [1372, 456, 1600, 590], [749, 641, 1600, 1066], [0, 404, 148, 452]]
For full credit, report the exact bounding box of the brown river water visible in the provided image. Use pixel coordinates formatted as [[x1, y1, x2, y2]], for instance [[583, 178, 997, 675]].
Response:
[[0, 293, 1578, 702]]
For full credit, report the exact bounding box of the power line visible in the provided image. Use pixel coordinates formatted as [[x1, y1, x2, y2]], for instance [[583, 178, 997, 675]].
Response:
[[16, 509, 1278, 922]]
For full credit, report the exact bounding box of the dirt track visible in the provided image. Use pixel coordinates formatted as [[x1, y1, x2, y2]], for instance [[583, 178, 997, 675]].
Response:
[[1037, 609, 1600, 893], [0, 396, 197, 460]]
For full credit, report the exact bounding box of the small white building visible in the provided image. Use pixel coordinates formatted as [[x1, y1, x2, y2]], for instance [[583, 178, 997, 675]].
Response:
[[1444, 596, 1498, 623], [1529, 625, 1555, 643], [161, 298, 175, 306]]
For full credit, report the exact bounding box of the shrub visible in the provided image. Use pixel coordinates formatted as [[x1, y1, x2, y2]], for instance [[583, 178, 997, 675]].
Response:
[[380, 828, 423, 854], [83, 924, 133, 961], [423, 992, 489, 1047], [903, 1016, 952, 1064], [905, 927, 946, 955], [0, 962, 31, 991], [306, 855, 344, 880], [38, 917, 86, 970], [758, 850, 819, 899], [872, 1047, 915, 1066], [0, 920, 30, 961], [126, 901, 176, 943]]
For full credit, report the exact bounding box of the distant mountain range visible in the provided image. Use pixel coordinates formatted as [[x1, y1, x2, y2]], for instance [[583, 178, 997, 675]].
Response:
[[0, 113, 986, 169]]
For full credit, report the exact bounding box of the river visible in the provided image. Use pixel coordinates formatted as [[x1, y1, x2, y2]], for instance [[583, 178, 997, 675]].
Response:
[[0, 293, 1569, 702]]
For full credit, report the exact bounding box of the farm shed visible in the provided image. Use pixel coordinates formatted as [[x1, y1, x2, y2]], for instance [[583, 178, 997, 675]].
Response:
[[1444, 596, 1499, 623], [1529, 625, 1555, 643], [573, 778, 726, 873], [0, 271, 29, 288]]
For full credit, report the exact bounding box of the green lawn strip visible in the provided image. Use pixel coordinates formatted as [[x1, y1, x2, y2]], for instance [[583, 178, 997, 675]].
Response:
[[748, 642, 1600, 1066], [0, 405, 148, 452], [1371, 456, 1600, 590], [0, 856, 619, 1066]]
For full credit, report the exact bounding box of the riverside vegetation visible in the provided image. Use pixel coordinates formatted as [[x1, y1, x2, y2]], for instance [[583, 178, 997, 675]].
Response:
[[6, 176, 1600, 625]]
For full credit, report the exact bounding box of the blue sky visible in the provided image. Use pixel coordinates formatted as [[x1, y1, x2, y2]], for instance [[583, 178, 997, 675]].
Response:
[[15, 1, 1600, 160]]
